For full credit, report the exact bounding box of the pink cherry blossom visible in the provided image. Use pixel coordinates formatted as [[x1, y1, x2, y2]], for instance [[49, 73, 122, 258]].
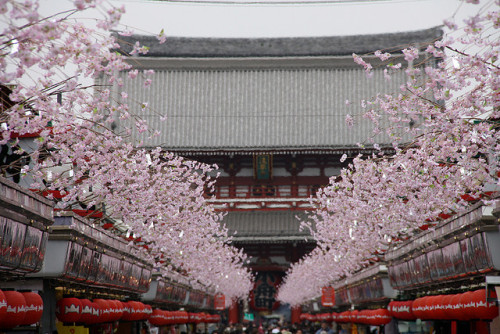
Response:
[[278, 0, 499, 306], [1, 0, 252, 300]]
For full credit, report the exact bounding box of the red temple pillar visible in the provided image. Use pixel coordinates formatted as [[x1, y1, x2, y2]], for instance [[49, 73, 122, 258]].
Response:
[[229, 300, 239, 324], [291, 306, 301, 324]]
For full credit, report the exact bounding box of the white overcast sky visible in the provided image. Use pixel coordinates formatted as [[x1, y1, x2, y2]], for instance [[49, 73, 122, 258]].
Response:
[[35, 0, 490, 38], [104, 0, 487, 37]]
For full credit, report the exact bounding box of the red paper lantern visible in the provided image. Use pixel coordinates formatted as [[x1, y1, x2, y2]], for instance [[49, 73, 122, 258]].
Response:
[[415, 297, 428, 320], [171, 311, 179, 324], [449, 294, 463, 320], [56, 297, 81, 324], [403, 301, 416, 320], [345, 311, 353, 323], [108, 300, 124, 321], [143, 304, 152, 320], [357, 310, 369, 324], [165, 311, 174, 325], [80, 299, 101, 325], [133, 301, 149, 321], [350, 310, 359, 323], [2, 291, 27, 329], [94, 299, 112, 323], [411, 297, 424, 319], [389, 301, 416, 320], [170, 310, 177, 324], [429, 296, 446, 320], [181, 311, 189, 323], [471, 289, 499, 320], [121, 301, 135, 321], [362, 310, 374, 325], [372, 309, 391, 326], [0, 290, 7, 324], [21, 292, 43, 325], [130, 301, 147, 321], [149, 309, 166, 326], [136, 302, 148, 321], [162, 310, 170, 326], [337, 311, 350, 323], [458, 292, 474, 321], [161, 310, 169, 326], [442, 294, 454, 320], [421, 296, 435, 320], [387, 301, 397, 317], [106, 300, 116, 322], [424, 296, 436, 320], [180, 310, 187, 324]]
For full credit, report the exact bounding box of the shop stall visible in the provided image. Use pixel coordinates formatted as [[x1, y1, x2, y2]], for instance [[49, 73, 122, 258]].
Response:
[[0, 176, 53, 332]]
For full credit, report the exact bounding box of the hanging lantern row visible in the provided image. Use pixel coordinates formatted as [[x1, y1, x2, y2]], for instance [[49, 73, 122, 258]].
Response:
[[56, 298, 152, 324], [148, 310, 220, 327], [56, 298, 221, 327], [299, 289, 498, 326], [389, 289, 499, 321], [387, 301, 415, 320], [0, 290, 43, 329], [316, 313, 332, 322], [333, 309, 391, 326], [299, 309, 391, 326], [299, 313, 317, 322]]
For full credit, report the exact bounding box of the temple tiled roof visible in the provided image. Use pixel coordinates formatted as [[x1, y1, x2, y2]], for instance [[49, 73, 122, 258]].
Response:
[[104, 28, 442, 152], [116, 27, 442, 57]]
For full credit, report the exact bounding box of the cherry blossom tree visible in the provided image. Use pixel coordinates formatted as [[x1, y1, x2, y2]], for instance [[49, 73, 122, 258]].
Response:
[[278, 0, 499, 306], [0, 0, 252, 300]]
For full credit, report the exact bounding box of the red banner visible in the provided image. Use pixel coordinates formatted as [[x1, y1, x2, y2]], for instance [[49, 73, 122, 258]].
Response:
[[214, 293, 225, 311], [321, 287, 335, 307]]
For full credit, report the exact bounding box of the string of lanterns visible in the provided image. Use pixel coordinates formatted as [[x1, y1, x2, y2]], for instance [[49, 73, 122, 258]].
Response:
[[56, 297, 220, 326], [301, 309, 391, 326], [149, 310, 220, 326], [395, 289, 499, 321], [0, 290, 43, 329], [299, 289, 498, 326]]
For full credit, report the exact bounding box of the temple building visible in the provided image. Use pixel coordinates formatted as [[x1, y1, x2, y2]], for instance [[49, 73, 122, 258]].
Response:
[[1, 25, 499, 334], [111, 27, 443, 321]]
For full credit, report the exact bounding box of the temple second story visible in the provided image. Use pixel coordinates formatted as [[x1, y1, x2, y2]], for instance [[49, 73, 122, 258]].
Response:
[[107, 27, 442, 213]]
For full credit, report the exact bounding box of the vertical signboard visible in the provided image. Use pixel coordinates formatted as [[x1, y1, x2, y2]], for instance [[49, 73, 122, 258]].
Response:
[[321, 286, 335, 307]]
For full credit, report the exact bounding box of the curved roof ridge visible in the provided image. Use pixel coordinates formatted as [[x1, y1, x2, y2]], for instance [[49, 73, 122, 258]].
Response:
[[115, 26, 443, 58]]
